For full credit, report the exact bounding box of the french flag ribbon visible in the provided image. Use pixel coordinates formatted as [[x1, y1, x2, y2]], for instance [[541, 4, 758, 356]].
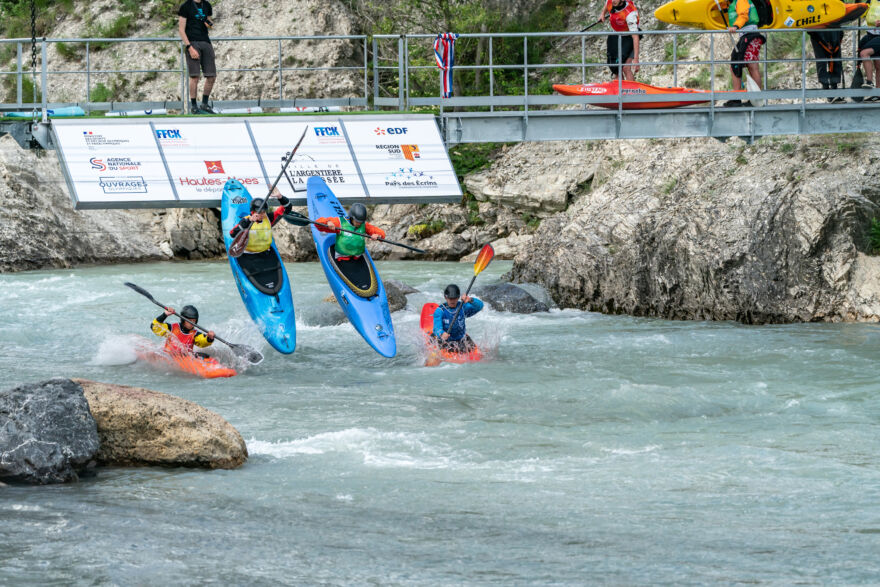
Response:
[[433, 33, 459, 98]]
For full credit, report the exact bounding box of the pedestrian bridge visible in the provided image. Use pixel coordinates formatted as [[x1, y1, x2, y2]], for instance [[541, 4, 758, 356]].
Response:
[[2, 27, 879, 148]]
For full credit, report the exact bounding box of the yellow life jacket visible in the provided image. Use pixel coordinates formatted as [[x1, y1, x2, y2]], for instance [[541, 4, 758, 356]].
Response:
[[245, 217, 273, 253]]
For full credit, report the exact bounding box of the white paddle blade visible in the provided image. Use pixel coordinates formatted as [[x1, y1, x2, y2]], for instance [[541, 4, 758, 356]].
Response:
[[745, 75, 764, 108]]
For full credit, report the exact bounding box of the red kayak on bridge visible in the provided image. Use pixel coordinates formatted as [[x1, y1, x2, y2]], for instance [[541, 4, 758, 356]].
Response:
[[553, 81, 715, 110]]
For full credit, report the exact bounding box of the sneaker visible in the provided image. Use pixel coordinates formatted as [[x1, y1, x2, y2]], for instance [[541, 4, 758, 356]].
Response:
[[190, 104, 204, 115], [826, 96, 835, 103], [741, 100, 752, 107], [723, 99, 743, 107], [200, 103, 217, 114], [861, 82, 874, 90], [867, 95, 880, 102], [831, 96, 846, 104]]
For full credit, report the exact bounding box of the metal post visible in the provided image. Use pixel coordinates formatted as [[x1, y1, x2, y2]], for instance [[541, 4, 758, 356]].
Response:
[[709, 33, 715, 133], [181, 44, 187, 112], [372, 36, 379, 105], [363, 36, 368, 108], [581, 35, 586, 84], [16, 42, 22, 107], [278, 38, 283, 101], [404, 35, 410, 110], [85, 42, 90, 114], [40, 39, 47, 122], [617, 34, 623, 114], [801, 30, 807, 116], [673, 34, 678, 87], [763, 32, 768, 89], [523, 36, 528, 113], [397, 35, 404, 111], [489, 36, 494, 113]]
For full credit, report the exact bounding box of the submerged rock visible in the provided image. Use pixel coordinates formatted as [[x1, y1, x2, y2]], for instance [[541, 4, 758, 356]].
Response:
[[384, 279, 418, 312], [75, 379, 247, 470], [474, 282, 550, 314], [0, 378, 99, 484]]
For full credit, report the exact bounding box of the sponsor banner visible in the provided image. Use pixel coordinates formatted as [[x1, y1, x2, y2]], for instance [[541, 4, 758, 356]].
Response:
[[52, 122, 175, 205], [248, 119, 364, 199], [155, 121, 268, 201], [53, 115, 461, 208], [343, 119, 461, 199]]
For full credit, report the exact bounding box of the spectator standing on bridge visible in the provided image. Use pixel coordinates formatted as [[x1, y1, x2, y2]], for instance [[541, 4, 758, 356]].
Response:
[[722, 0, 766, 107], [858, 25, 880, 99], [808, 30, 845, 103], [599, 0, 642, 81], [178, 0, 217, 115]]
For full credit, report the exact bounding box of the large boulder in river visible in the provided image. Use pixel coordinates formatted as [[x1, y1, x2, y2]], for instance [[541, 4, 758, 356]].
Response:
[[75, 379, 247, 470], [0, 378, 99, 484], [474, 282, 550, 314]]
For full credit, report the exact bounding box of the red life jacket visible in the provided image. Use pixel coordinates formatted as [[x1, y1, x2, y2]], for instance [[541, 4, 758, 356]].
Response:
[[164, 323, 197, 354], [607, 0, 639, 32]]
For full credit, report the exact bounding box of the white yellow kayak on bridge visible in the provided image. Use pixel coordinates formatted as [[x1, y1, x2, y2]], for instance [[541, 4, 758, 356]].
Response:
[[654, 0, 867, 30]]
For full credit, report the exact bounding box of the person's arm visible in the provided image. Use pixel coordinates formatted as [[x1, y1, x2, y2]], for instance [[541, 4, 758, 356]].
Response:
[[229, 216, 253, 238], [730, 0, 750, 29], [314, 217, 341, 233], [151, 308, 173, 337], [178, 10, 200, 60], [599, 0, 611, 22], [433, 307, 445, 338], [628, 12, 640, 69], [364, 222, 387, 240], [463, 297, 484, 317]]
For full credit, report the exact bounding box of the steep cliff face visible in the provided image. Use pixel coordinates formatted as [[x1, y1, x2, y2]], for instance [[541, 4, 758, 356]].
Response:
[[505, 136, 880, 323]]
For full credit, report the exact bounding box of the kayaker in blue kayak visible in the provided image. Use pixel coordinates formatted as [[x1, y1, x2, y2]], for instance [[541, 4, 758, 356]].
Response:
[[151, 304, 215, 355], [432, 284, 484, 353], [227, 188, 293, 255], [315, 202, 387, 263]]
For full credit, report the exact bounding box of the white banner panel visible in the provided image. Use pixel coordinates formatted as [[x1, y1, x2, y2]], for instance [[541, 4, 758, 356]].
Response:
[[53, 115, 462, 209], [155, 121, 268, 202], [342, 118, 461, 199], [54, 122, 175, 206], [247, 119, 366, 199]]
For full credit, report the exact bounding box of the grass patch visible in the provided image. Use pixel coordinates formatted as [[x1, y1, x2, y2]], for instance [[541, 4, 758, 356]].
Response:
[[407, 219, 446, 239], [662, 177, 677, 194], [90, 82, 112, 102], [449, 143, 506, 178], [522, 213, 541, 231]]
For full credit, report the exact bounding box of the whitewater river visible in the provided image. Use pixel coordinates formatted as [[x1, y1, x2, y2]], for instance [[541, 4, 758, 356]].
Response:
[[2, 260, 880, 584]]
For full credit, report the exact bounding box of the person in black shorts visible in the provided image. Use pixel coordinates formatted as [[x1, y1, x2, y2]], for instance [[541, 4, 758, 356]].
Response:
[[178, 0, 216, 114], [859, 27, 880, 100]]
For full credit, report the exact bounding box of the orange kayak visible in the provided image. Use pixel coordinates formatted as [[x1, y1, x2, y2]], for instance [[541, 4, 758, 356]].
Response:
[[553, 81, 713, 109], [420, 303, 483, 366], [135, 344, 237, 379]]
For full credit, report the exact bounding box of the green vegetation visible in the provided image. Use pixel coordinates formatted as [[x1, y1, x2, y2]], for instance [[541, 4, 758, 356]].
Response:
[[90, 82, 112, 102], [448, 142, 505, 178], [869, 218, 880, 255], [662, 177, 677, 194], [522, 213, 541, 231], [779, 142, 795, 154], [407, 219, 446, 239]]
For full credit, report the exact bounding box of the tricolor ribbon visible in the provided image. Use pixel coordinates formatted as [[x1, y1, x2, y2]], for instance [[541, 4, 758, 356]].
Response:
[[433, 33, 459, 98]]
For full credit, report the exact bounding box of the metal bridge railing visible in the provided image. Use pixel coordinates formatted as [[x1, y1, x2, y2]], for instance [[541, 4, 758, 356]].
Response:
[[372, 27, 878, 113], [0, 35, 369, 117]]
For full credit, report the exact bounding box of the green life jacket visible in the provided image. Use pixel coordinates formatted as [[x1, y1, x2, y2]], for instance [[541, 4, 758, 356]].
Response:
[[335, 216, 366, 256], [728, 0, 759, 28]]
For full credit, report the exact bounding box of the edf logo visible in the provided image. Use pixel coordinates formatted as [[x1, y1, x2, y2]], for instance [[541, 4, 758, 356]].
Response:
[[155, 129, 182, 139], [314, 126, 340, 137], [373, 127, 408, 136]]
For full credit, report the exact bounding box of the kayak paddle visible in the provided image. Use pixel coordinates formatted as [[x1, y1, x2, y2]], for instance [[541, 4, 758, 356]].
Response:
[[124, 282, 264, 365], [444, 243, 495, 336], [283, 210, 426, 254], [228, 125, 309, 258]]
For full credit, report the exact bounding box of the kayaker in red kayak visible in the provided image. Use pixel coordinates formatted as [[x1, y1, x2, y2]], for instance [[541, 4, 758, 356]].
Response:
[[314, 203, 386, 263], [228, 187, 293, 254], [151, 305, 215, 355], [431, 284, 484, 353]]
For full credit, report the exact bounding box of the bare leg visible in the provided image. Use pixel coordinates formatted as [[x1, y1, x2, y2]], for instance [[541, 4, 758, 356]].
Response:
[[861, 48, 875, 83], [188, 76, 200, 98], [622, 58, 635, 81], [202, 76, 216, 98], [731, 69, 743, 91], [746, 63, 762, 89]]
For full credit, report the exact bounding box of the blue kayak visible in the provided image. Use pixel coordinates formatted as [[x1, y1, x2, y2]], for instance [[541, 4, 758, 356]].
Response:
[[221, 178, 296, 354], [3, 106, 85, 118], [306, 176, 396, 358]]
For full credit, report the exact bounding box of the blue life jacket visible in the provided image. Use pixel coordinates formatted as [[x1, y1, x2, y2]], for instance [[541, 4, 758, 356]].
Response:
[[433, 298, 484, 341]]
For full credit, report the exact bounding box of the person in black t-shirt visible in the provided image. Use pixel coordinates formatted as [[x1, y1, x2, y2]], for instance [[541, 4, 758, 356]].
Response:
[[178, 0, 217, 114]]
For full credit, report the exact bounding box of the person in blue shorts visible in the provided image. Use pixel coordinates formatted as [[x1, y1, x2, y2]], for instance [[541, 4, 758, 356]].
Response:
[[432, 283, 484, 353]]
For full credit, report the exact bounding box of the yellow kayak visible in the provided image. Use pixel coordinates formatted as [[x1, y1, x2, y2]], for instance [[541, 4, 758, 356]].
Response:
[[654, 0, 867, 30]]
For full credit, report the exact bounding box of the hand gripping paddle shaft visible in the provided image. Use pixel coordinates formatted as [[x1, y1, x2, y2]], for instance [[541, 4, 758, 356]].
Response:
[[124, 282, 264, 365], [229, 125, 309, 258]]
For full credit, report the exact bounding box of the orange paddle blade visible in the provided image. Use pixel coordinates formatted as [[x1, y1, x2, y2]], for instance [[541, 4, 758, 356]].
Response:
[[473, 244, 494, 275]]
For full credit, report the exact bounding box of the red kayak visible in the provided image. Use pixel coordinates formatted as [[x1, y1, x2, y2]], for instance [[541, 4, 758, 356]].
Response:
[[553, 81, 713, 109], [134, 340, 237, 379], [420, 303, 482, 366]]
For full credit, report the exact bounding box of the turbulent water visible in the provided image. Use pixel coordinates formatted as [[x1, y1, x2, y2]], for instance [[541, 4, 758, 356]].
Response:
[[2, 260, 880, 584]]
